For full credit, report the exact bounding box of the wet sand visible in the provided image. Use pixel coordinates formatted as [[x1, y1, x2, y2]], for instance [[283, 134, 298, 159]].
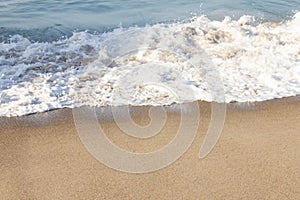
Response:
[[0, 98, 299, 199]]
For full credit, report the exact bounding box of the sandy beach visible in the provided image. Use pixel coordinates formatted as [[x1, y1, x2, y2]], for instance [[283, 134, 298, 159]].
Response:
[[0, 98, 299, 199], [1, 1, 300, 199]]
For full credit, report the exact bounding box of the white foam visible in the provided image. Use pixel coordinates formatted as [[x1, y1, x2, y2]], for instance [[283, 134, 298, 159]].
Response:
[[0, 13, 300, 117]]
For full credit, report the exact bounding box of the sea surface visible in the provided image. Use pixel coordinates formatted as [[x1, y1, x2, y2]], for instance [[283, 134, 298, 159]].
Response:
[[0, 0, 300, 116]]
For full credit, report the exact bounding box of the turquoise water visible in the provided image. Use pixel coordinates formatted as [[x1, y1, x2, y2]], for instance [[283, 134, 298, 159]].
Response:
[[0, 0, 299, 41]]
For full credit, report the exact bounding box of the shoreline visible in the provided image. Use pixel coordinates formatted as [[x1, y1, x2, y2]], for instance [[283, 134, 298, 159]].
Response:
[[1, 95, 300, 127]]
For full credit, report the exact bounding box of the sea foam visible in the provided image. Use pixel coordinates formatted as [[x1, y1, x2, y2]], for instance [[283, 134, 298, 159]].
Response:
[[0, 13, 300, 117]]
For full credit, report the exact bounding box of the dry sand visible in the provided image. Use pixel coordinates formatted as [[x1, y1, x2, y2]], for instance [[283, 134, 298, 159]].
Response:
[[0, 98, 299, 199]]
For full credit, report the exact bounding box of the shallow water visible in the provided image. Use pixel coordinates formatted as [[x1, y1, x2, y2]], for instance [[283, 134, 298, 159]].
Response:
[[0, 0, 299, 41], [0, 0, 300, 116]]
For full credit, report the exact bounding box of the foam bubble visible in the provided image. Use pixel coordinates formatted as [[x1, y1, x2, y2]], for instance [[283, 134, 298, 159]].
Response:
[[0, 13, 300, 117]]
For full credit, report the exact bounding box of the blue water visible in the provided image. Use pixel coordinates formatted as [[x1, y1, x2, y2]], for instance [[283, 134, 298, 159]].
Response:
[[1, 0, 300, 116], [0, 0, 299, 41]]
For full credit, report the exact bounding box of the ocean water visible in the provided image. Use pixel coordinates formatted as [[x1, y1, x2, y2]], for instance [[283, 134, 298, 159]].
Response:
[[0, 0, 300, 116], [0, 0, 299, 41]]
